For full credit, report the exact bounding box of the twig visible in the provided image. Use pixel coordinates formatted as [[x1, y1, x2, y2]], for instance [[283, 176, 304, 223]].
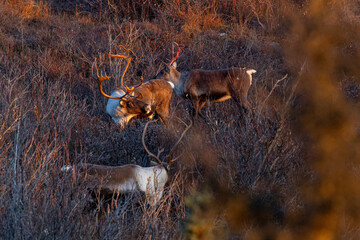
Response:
[[258, 74, 288, 114], [14, 117, 21, 186]]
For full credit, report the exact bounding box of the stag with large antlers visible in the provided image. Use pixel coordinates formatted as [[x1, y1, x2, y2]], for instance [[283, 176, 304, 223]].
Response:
[[92, 46, 174, 128], [61, 120, 192, 205], [155, 43, 256, 118]]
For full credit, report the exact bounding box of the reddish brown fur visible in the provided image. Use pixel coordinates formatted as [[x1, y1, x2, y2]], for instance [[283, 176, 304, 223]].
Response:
[[120, 79, 173, 125], [77, 163, 137, 187], [183, 68, 253, 117]]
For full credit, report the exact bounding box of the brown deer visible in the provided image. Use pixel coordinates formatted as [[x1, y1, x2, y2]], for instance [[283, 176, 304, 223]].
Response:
[[92, 46, 174, 128], [61, 120, 192, 205], [155, 44, 256, 118], [184, 68, 256, 118]]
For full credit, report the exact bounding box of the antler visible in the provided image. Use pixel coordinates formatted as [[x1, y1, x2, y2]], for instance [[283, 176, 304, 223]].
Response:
[[157, 147, 165, 159], [108, 45, 144, 98], [142, 119, 192, 168], [142, 120, 162, 165], [92, 59, 127, 100], [168, 119, 192, 166], [168, 42, 182, 65]]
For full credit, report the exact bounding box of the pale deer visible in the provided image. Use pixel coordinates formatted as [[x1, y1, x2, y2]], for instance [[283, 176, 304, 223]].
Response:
[[155, 44, 256, 118], [61, 120, 192, 205], [92, 46, 174, 128]]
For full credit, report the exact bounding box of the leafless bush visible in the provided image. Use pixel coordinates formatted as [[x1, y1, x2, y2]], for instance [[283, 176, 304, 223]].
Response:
[[1, 0, 359, 239]]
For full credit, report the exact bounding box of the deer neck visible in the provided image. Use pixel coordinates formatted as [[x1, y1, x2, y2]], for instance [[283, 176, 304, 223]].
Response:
[[172, 71, 188, 98]]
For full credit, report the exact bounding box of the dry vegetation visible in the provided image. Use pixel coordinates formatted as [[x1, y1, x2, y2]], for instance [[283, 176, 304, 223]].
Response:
[[0, 0, 360, 239]]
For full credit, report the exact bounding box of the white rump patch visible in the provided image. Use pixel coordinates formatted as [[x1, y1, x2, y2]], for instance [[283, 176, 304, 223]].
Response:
[[167, 81, 175, 89], [246, 69, 256, 85], [246, 69, 256, 75], [61, 165, 73, 172]]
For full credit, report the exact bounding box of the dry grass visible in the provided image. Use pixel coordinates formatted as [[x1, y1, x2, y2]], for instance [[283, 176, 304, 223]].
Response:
[[0, 0, 359, 239]]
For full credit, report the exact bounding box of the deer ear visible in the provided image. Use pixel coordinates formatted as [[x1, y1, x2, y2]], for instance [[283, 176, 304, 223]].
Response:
[[171, 61, 177, 69]]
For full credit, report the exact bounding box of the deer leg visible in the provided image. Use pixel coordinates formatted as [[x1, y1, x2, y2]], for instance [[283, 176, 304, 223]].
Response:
[[147, 190, 162, 206], [192, 98, 206, 119], [192, 98, 200, 119], [197, 99, 207, 119], [156, 103, 169, 127], [199, 100, 206, 111], [155, 189, 164, 205]]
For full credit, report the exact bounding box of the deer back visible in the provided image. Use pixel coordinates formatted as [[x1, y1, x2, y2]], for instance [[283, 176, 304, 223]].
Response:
[[77, 163, 139, 190], [184, 69, 231, 97], [132, 79, 173, 105], [184, 68, 253, 98]]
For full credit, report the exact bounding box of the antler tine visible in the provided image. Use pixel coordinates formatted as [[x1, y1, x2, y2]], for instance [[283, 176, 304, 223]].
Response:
[[168, 42, 182, 65], [92, 59, 125, 100], [108, 45, 130, 59], [108, 45, 143, 98], [91, 59, 97, 79], [157, 147, 165, 159], [142, 120, 162, 165], [132, 76, 144, 89], [120, 56, 132, 93], [168, 119, 193, 165], [168, 152, 184, 164], [108, 52, 131, 89], [119, 45, 130, 56]]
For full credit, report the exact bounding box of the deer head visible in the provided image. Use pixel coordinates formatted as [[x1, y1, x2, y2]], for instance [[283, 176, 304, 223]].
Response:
[[142, 119, 192, 171]]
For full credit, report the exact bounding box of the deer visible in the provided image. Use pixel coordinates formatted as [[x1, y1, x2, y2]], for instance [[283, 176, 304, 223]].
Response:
[[154, 43, 256, 118], [92, 46, 174, 128], [61, 119, 192, 205], [154, 43, 185, 98], [184, 67, 256, 118]]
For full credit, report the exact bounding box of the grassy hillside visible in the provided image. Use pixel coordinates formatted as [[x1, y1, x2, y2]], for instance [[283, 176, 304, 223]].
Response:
[[0, 0, 359, 239]]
